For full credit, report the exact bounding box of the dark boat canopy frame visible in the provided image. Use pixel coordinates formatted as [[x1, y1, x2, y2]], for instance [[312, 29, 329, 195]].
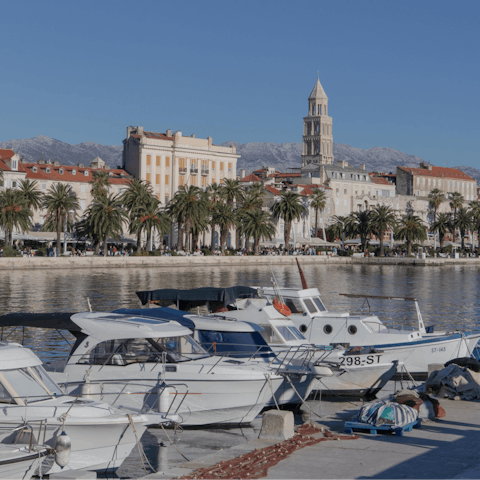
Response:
[[0, 312, 80, 332], [136, 286, 259, 310]]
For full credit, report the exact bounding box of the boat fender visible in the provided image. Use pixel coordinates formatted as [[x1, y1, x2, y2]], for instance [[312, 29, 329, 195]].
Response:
[[54, 431, 71, 468], [80, 380, 100, 400], [272, 299, 292, 317], [158, 385, 175, 414]]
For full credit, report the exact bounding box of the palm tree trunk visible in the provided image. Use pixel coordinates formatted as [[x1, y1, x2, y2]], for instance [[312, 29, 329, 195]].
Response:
[[104, 232, 109, 256], [461, 229, 465, 250], [477, 227, 480, 252], [254, 237, 259, 255], [440, 233, 444, 248], [177, 223, 184, 251], [136, 231, 141, 253], [56, 210, 62, 256], [379, 229, 385, 256], [220, 229, 226, 254], [284, 221, 291, 249], [95, 242, 100, 255], [314, 209, 318, 237], [321, 210, 326, 241], [407, 240, 412, 256]]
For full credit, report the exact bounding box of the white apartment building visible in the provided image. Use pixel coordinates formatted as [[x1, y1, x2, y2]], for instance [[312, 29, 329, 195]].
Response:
[[122, 127, 240, 204]]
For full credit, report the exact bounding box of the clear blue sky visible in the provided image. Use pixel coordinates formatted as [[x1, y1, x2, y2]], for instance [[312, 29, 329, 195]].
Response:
[[2, 0, 480, 168]]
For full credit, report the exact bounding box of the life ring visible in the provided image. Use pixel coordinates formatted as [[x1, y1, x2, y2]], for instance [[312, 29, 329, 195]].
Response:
[[273, 299, 292, 317]]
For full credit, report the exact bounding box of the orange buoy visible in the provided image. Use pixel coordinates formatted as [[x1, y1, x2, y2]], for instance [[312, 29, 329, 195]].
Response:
[[273, 299, 292, 317]]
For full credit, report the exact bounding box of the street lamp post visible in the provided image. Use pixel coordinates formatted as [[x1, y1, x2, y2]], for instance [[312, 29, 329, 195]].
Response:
[[63, 211, 68, 254]]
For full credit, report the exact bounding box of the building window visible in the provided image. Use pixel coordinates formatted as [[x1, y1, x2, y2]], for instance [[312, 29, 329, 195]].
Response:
[[212, 161, 215, 171], [46, 167, 51, 173], [355, 187, 358, 195], [12, 160, 17, 170], [42, 183, 47, 190], [220, 162, 224, 171], [80, 200, 86, 210], [165, 175, 169, 185], [166, 157, 170, 167], [344, 187, 347, 195], [81, 185, 86, 193], [146, 173, 151, 182], [156, 174, 160, 184], [72, 169, 76, 175], [11, 181, 17, 188], [146, 155, 151, 166], [336, 187, 339, 197], [228, 163, 232, 173], [59, 168, 64, 174], [32, 166, 37, 173], [84, 170, 89, 176], [156, 156, 160, 167]]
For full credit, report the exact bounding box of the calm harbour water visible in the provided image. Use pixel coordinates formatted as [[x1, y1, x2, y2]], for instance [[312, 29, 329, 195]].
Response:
[[1, 263, 480, 477], [1, 263, 480, 360]]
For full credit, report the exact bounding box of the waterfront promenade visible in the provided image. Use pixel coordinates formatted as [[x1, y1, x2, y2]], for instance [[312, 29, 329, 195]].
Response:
[[0, 255, 479, 270], [140, 397, 480, 479]]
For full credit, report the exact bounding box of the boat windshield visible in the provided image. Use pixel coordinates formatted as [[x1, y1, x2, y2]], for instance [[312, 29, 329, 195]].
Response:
[[312, 297, 327, 312], [197, 330, 274, 358], [79, 336, 209, 365], [0, 366, 63, 404], [283, 298, 305, 314], [276, 326, 306, 342]]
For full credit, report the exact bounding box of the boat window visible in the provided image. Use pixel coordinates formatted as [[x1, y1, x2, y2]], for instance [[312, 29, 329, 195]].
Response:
[[303, 299, 318, 314], [0, 382, 14, 404], [313, 297, 327, 312], [283, 297, 305, 314], [259, 325, 283, 344], [276, 326, 298, 342], [198, 330, 274, 358], [1, 368, 57, 403], [288, 326, 306, 340], [31, 366, 63, 396], [79, 336, 209, 365]]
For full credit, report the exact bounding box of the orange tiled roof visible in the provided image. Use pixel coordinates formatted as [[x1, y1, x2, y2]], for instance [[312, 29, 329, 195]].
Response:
[[0, 149, 16, 160], [240, 173, 262, 183], [23, 162, 131, 184], [398, 165, 474, 181], [265, 185, 281, 195], [369, 177, 392, 185], [268, 173, 302, 178]]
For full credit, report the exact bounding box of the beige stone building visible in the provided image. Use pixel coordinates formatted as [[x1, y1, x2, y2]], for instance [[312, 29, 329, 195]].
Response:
[[122, 127, 240, 205]]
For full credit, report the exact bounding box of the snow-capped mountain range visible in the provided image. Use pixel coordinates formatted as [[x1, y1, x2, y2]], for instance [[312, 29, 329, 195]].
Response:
[[1, 135, 479, 182]]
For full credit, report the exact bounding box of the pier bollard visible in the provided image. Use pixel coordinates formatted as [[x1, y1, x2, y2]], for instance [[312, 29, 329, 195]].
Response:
[[157, 441, 168, 473], [49, 470, 97, 479], [259, 410, 294, 441]]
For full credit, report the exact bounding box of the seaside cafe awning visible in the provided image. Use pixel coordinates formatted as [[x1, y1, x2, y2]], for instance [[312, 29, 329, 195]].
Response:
[[136, 286, 259, 309]]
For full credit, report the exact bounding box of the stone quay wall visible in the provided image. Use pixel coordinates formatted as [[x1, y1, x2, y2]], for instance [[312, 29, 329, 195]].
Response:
[[0, 255, 479, 270]]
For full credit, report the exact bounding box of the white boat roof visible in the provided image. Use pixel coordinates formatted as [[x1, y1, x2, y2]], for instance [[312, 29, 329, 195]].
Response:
[[0, 342, 43, 370], [255, 287, 322, 299], [70, 312, 193, 340], [183, 315, 263, 333]]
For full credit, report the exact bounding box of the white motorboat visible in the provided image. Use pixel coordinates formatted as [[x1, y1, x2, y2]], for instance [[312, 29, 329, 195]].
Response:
[[43, 312, 284, 426], [0, 443, 50, 480], [252, 287, 480, 375], [0, 342, 169, 475], [114, 307, 319, 406]]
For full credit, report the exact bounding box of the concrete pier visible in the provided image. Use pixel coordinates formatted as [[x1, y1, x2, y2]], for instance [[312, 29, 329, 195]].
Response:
[[139, 397, 480, 479], [0, 255, 479, 270]]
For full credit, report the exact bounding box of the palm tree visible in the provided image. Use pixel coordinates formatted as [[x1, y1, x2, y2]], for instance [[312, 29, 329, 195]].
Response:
[[449, 192, 464, 241], [132, 196, 172, 251], [84, 194, 126, 255], [211, 202, 237, 254], [469, 201, 480, 252], [396, 214, 427, 256], [454, 207, 472, 250], [42, 183, 79, 256], [327, 215, 347, 243], [206, 182, 224, 249], [310, 188, 327, 240], [271, 191, 306, 248], [222, 179, 245, 205], [121, 179, 153, 252], [18, 179, 43, 212], [346, 210, 373, 253], [239, 209, 276, 255], [431, 213, 452, 248], [89, 170, 110, 198], [0, 189, 32, 247], [169, 185, 208, 252], [428, 189, 445, 222], [370, 205, 397, 256]]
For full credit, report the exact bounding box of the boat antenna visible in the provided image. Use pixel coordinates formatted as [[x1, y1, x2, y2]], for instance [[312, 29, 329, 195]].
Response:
[[269, 262, 284, 304], [295, 258, 309, 290], [87, 298, 92, 313]]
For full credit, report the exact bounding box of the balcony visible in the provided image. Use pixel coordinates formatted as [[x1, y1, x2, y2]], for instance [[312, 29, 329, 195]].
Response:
[[190, 168, 198, 174], [201, 169, 209, 175], [179, 167, 187, 173]]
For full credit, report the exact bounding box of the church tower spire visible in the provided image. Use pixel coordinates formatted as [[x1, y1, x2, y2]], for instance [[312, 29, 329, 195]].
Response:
[[301, 77, 334, 166]]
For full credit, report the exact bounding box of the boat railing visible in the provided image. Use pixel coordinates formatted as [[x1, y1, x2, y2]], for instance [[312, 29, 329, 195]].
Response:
[[269, 344, 318, 375]]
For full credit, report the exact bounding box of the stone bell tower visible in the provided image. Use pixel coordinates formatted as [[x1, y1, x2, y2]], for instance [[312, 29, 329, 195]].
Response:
[[301, 77, 334, 166]]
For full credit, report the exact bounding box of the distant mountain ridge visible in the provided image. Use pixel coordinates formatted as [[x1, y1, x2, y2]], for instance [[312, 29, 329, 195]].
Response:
[[1, 135, 479, 182]]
